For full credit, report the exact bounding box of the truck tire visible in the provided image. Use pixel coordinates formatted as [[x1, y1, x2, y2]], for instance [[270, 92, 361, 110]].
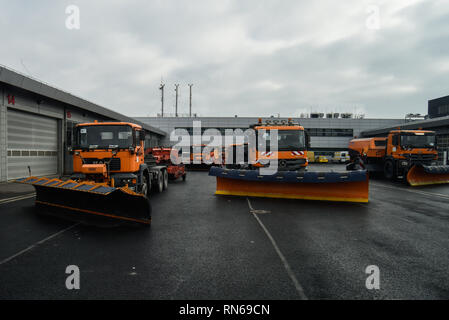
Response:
[[384, 160, 395, 180], [156, 171, 164, 193], [163, 170, 168, 190], [142, 173, 150, 198]]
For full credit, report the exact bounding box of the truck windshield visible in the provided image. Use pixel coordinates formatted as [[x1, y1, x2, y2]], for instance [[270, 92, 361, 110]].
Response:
[[400, 133, 435, 149], [75, 125, 133, 149], [259, 130, 305, 151]]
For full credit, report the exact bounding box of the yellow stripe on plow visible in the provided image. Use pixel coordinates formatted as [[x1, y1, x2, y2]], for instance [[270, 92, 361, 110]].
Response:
[[215, 190, 369, 203]]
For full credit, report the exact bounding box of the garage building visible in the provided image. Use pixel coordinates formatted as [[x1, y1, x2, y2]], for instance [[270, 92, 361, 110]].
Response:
[[0, 65, 165, 182]]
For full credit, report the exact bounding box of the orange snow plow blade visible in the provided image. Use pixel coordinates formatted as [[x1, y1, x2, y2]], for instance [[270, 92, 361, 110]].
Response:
[[15, 176, 151, 225], [209, 167, 369, 203], [407, 165, 449, 186]]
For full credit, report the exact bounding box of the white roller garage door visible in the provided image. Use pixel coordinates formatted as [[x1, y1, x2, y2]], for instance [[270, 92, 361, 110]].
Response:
[[7, 109, 58, 180]]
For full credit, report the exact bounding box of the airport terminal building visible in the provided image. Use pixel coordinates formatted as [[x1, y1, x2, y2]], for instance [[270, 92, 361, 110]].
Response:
[[136, 116, 404, 154]]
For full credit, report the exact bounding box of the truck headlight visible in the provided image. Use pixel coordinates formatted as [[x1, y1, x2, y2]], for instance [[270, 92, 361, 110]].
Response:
[[121, 178, 136, 186]]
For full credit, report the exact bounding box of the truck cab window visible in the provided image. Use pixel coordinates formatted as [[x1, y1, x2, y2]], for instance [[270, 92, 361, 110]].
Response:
[[392, 135, 399, 146], [258, 130, 305, 151], [400, 133, 436, 149], [76, 125, 133, 149]]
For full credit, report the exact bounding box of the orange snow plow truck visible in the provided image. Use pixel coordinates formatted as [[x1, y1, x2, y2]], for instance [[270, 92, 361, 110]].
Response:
[[347, 129, 449, 186], [209, 118, 369, 202], [15, 121, 175, 226]]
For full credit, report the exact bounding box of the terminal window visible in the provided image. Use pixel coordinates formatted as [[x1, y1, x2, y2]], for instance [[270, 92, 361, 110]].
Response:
[[306, 128, 353, 137], [438, 135, 449, 149], [176, 127, 353, 138], [175, 127, 247, 135]]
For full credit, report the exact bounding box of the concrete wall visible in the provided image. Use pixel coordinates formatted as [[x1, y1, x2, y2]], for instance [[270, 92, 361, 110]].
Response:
[[4, 84, 65, 120], [0, 88, 6, 181], [135, 116, 404, 150]]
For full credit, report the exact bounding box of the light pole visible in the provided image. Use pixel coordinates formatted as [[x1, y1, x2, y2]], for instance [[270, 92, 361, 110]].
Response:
[[174, 84, 179, 117], [159, 83, 165, 117], [188, 84, 193, 117]]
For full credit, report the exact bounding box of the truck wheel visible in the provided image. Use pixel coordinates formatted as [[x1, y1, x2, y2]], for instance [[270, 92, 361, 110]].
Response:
[[163, 170, 168, 190], [156, 171, 164, 193], [142, 174, 150, 198], [384, 160, 395, 180]]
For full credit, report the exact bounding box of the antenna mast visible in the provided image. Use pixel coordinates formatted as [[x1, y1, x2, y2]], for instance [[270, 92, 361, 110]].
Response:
[[159, 82, 165, 117], [188, 84, 193, 117], [174, 84, 179, 117]]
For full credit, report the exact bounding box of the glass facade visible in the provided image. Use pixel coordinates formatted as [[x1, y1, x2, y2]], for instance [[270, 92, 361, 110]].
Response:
[[305, 128, 353, 137], [176, 127, 353, 137], [428, 95, 449, 118]]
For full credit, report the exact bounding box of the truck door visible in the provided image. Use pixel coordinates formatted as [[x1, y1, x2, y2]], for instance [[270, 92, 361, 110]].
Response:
[[387, 134, 399, 157]]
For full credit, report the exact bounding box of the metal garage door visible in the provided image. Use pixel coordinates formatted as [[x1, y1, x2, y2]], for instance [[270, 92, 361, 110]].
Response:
[[7, 109, 58, 180]]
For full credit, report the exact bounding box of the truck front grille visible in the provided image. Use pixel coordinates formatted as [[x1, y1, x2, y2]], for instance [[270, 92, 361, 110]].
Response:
[[109, 158, 121, 171], [407, 154, 435, 161], [83, 158, 121, 171]]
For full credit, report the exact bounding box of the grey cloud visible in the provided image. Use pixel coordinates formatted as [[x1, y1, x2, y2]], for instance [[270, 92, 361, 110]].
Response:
[[0, 0, 448, 118]]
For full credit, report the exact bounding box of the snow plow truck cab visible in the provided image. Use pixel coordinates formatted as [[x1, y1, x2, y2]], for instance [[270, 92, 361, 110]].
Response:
[[210, 118, 369, 203], [348, 129, 449, 186], [16, 121, 172, 226]]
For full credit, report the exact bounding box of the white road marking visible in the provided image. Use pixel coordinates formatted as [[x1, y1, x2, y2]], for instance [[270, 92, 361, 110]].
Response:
[[370, 182, 449, 201], [0, 223, 80, 266], [0, 193, 36, 205], [246, 198, 308, 300]]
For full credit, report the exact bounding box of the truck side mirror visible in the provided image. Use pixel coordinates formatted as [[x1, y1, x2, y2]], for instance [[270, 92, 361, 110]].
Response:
[[69, 128, 77, 152], [139, 130, 146, 141]]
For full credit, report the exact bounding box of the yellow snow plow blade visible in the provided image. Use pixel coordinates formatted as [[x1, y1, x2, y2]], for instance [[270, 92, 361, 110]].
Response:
[[15, 176, 151, 225], [407, 165, 449, 186], [209, 167, 369, 203]]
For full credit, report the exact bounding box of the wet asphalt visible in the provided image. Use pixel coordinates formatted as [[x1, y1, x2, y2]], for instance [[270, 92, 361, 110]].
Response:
[[0, 164, 448, 299]]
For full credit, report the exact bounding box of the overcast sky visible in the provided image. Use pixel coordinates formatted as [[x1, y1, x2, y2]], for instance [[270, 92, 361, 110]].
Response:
[[1, 0, 448, 118]]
